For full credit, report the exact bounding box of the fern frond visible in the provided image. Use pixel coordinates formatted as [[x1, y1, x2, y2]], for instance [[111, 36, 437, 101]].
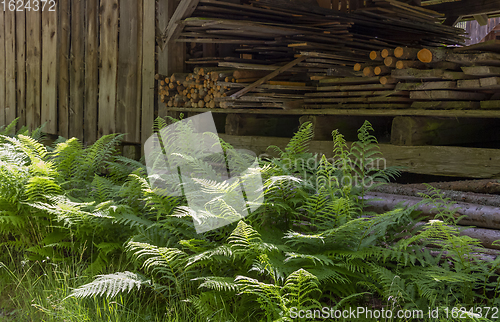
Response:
[[67, 271, 151, 299]]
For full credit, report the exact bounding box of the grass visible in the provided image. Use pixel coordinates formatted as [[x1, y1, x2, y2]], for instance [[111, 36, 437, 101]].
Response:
[[0, 247, 202, 322]]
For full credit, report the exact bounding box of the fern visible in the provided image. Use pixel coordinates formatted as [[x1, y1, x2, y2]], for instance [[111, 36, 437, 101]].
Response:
[[67, 271, 151, 299]]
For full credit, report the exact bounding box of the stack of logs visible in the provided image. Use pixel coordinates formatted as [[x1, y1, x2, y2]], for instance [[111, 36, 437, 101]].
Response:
[[158, 65, 316, 110], [304, 43, 500, 110], [366, 180, 500, 260], [157, 67, 231, 109]]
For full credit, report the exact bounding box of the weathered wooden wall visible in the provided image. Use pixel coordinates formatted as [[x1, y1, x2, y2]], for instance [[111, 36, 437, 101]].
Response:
[[0, 0, 156, 145]]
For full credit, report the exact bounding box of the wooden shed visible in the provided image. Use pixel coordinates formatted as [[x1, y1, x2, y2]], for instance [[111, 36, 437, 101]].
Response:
[[1, 0, 500, 178]]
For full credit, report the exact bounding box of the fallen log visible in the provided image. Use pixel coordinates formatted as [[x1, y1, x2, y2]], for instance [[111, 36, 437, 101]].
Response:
[[363, 192, 500, 231], [371, 183, 500, 207], [405, 179, 500, 195]]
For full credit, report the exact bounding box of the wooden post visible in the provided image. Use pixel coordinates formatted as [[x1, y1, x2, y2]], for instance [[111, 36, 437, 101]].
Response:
[[4, 11, 16, 126], [158, 0, 186, 119]]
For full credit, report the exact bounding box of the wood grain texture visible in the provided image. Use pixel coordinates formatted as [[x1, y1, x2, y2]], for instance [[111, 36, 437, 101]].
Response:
[[163, 0, 200, 44], [70, 0, 85, 139], [141, 0, 156, 146], [98, 0, 119, 137], [0, 10, 5, 126], [85, 0, 99, 144], [26, 9, 42, 131], [219, 134, 500, 178], [41, 9, 57, 134], [117, 0, 140, 143], [166, 107, 500, 118], [4, 11, 16, 125], [57, 1, 70, 138]]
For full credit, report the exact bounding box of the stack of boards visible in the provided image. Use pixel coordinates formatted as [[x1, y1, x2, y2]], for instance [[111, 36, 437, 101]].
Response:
[[304, 40, 500, 110], [161, 0, 500, 110]]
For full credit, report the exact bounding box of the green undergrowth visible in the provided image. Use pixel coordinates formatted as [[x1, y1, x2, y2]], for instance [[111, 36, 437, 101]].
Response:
[[0, 117, 498, 322]]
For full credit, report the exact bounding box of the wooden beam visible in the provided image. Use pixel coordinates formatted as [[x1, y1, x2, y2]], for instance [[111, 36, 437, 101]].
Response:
[[474, 14, 489, 26], [166, 107, 500, 118], [230, 55, 306, 99], [162, 0, 199, 47], [426, 0, 500, 18], [219, 134, 500, 178]]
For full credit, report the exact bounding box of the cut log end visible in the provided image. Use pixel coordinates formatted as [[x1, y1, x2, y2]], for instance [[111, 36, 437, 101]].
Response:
[[418, 48, 433, 63]]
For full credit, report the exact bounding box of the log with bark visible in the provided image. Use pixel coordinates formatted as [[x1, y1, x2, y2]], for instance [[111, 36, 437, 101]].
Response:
[[371, 183, 500, 207], [363, 192, 500, 230], [405, 179, 500, 195]]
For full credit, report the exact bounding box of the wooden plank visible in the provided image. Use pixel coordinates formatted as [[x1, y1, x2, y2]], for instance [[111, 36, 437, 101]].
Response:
[[117, 0, 140, 143], [447, 52, 500, 67], [141, 0, 156, 145], [136, 0, 144, 144], [318, 83, 396, 91], [396, 81, 456, 91], [0, 10, 5, 126], [426, 0, 500, 19], [305, 90, 406, 98], [392, 68, 472, 81], [480, 77, 500, 89], [85, 0, 99, 144], [219, 134, 500, 178], [304, 96, 411, 103], [166, 107, 500, 118], [461, 66, 500, 77], [319, 76, 381, 85], [410, 90, 489, 101], [453, 39, 500, 54], [26, 9, 42, 131], [163, 0, 199, 45], [98, 0, 119, 137], [231, 55, 307, 99], [41, 8, 57, 134], [481, 101, 500, 110], [4, 12, 15, 125], [70, 0, 85, 140], [411, 101, 481, 110], [57, 0, 70, 138]]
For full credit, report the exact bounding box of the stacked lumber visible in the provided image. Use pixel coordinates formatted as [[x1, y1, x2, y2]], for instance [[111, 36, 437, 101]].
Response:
[[162, 0, 471, 110], [176, 0, 465, 73], [391, 42, 500, 110], [303, 47, 415, 109]]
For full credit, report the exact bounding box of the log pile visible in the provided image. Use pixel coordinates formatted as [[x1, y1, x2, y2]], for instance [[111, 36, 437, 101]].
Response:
[[157, 68, 232, 109], [305, 41, 500, 110], [157, 66, 316, 109], [364, 181, 500, 254]]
